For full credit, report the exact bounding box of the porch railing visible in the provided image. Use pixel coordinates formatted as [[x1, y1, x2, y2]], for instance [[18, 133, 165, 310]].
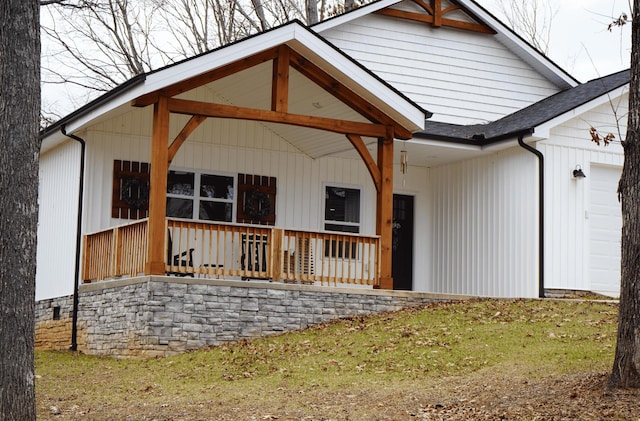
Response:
[[83, 218, 380, 287], [82, 219, 149, 281]]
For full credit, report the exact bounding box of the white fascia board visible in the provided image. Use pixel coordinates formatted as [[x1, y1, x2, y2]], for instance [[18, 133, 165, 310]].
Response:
[[41, 131, 73, 154], [458, 0, 577, 89], [143, 25, 299, 92], [55, 21, 425, 140], [534, 84, 629, 138], [289, 27, 426, 132], [313, 0, 400, 32], [59, 85, 147, 135], [58, 24, 302, 136]]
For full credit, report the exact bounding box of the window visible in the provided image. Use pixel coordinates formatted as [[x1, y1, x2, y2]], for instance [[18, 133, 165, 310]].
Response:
[[324, 186, 361, 232], [167, 170, 234, 222], [323, 186, 361, 258]]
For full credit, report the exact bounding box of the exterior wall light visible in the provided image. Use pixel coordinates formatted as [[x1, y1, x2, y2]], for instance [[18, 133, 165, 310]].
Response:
[[572, 164, 586, 179]]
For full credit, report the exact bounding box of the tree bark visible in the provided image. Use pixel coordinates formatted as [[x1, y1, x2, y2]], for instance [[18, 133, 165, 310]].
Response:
[[344, 0, 356, 11], [306, 0, 318, 24], [0, 0, 40, 419], [609, 0, 640, 390], [251, 0, 269, 30]]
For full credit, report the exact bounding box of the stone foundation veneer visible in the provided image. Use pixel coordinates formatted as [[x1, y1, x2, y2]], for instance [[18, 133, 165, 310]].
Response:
[[37, 276, 465, 358], [35, 295, 77, 351]]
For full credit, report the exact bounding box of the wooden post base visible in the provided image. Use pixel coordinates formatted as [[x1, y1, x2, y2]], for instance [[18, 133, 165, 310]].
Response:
[[145, 261, 166, 276], [375, 276, 394, 290]]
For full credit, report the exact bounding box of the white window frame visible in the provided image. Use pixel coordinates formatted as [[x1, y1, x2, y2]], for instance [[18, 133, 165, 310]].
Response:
[[321, 183, 363, 260], [322, 183, 362, 233], [166, 167, 236, 222]]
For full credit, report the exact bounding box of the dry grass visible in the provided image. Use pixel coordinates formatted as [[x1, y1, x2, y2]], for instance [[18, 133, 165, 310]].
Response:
[[37, 299, 636, 420]]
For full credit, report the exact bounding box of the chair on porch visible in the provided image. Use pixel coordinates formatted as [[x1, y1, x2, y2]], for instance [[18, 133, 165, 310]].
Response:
[[283, 237, 314, 284], [166, 229, 194, 277], [240, 233, 269, 280]]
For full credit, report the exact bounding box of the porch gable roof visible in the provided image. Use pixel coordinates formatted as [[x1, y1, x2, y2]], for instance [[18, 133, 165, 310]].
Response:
[[41, 20, 428, 152]]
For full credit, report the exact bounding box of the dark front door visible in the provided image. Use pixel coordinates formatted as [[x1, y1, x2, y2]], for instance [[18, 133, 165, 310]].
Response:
[[392, 194, 414, 290]]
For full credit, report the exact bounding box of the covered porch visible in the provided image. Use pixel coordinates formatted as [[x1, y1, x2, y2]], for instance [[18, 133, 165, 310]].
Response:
[[74, 22, 426, 290]]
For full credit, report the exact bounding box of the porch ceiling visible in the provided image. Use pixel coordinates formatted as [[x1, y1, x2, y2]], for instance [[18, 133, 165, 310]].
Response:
[[174, 59, 375, 159]]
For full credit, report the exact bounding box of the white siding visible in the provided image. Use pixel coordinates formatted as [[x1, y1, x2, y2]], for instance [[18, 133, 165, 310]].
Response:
[[539, 96, 626, 294], [82, 112, 384, 236], [427, 147, 539, 298], [318, 8, 560, 125], [36, 141, 82, 300]]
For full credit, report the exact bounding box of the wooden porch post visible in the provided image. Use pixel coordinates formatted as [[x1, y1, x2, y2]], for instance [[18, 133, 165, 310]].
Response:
[[376, 128, 394, 289], [145, 96, 170, 275]]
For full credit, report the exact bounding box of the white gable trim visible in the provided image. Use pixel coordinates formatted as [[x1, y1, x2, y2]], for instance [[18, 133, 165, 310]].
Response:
[[459, 0, 577, 89], [313, 0, 399, 32], [48, 21, 425, 146], [314, 0, 577, 90], [533, 84, 629, 139]]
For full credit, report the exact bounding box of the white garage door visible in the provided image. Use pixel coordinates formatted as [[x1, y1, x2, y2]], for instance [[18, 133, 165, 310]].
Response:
[[589, 165, 622, 297]]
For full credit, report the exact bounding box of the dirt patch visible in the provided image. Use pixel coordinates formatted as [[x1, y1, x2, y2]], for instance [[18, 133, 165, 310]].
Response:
[[39, 371, 640, 420]]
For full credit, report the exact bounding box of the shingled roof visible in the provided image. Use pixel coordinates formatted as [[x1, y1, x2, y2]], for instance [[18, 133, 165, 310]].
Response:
[[416, 69, 630, 144]]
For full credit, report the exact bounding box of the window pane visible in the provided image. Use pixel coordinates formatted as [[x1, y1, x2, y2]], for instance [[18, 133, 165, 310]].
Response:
[[325, 187, 360, 223], [167, 197, 193, 218], [167, 171, 194, 196], [199, 201, 233, 222], [200, 174, 234, 199]]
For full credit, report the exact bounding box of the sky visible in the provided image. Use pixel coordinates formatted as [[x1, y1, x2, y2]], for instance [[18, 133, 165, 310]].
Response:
[[481, 0, 631, 82], [41, 0, 633, 117]]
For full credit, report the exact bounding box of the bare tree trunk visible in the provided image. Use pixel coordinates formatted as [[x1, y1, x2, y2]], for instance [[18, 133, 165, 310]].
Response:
[[251, 0, 269, 30], [609, 0, 640, 390], [306, 0, 318, 24], [0, 0, 40, 419]]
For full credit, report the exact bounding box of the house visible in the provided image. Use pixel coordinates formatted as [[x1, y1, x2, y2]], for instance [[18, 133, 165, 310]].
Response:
[[37, 0, 628, 311]]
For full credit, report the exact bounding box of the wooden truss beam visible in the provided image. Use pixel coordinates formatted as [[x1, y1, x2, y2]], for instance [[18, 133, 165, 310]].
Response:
[[375, 0, 496, 34], [346, 134, 381, 191], [272, 45, 290, 113], [168, 115, 206, 163], [133, 45, 412, 139], [132, 47, 280, 107], [167, 98, 390, 138], [288, 48, 413, 140]]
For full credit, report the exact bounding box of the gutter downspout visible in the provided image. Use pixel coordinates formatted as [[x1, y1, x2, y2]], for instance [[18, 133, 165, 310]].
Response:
[[61, 125, 85, 351], [517, 134, 545, 298]]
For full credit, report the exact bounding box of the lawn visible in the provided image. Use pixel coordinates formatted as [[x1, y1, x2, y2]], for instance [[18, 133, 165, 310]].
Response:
[[37, 298, 638, 420]]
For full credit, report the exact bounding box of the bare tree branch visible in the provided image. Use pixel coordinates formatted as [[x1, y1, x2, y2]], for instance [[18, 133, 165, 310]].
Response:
[[495, 0, 558, 54], [40, 0, 369, 120]]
